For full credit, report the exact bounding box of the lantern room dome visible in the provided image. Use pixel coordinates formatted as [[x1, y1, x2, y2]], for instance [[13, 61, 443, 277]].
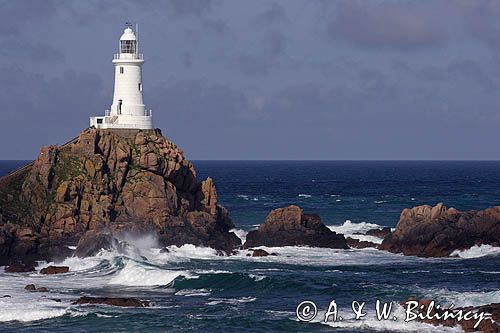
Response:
[[120, 27, 136, 41]]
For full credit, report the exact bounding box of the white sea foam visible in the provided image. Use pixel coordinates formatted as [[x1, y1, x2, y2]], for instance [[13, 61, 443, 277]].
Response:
[[298, 194, 312, 198], [317, 305, 461, 332], [108, 260, 189, 286], [0, 270, 73, 323], [450, 244, 500, 259], [206, 296, 256, 305], [248, 274, 267, 281], [237, 246, 426, 266], [175, 289, 211, 297], [230, 228, 249, 244], [328, 220, 382, 235], [327, 220, 386, 244], [421, 287, 500, 307], [194, 269, 232, 274], [0, 297, 68, 322]]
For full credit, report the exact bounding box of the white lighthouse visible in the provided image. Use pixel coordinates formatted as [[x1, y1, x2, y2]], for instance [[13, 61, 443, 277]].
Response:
[[90, 25, 153, 129]]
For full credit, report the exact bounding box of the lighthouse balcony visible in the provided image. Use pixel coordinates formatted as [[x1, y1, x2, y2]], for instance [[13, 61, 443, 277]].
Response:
[[113, 53, 143, 60]]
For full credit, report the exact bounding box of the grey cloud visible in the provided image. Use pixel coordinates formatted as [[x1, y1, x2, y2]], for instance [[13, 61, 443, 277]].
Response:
[[181, 51, 193, 68], [254, 2, 288, 26], [0, 65, 106, 159], [232, 54, 271, 77], [0, 40, 65, 64], [260, 29, 287, 57], [324, 0, 448, 50], [202, 19, 231, 36], [134, 0, 217, 18], [0, 0, 58, 36]]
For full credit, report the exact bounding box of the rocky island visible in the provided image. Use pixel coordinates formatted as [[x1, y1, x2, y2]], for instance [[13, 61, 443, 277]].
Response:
[[244, 205, 348, 249], [380, 203, 500, 257], [0, 128, 240, 265]]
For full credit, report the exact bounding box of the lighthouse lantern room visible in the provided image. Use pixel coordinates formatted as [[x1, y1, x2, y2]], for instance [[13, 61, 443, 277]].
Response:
[[90, 24, 153, 129]]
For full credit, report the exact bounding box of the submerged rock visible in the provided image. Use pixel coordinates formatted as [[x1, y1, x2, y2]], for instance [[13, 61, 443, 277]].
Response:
[[365, 227, 391, 239], [345, 237, 378, 249], [252, 249, 271, 257], [73, 296, 149, 307], [380, 203, 500, 257], [244, 205, 348, 249], [0, 128, 240, 264], [24, 284, 36, 291], [40, 266, 69, 275]]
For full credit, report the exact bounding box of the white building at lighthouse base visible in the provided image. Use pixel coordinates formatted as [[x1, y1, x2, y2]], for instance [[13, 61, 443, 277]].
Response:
[[90, 110, 153, 129]]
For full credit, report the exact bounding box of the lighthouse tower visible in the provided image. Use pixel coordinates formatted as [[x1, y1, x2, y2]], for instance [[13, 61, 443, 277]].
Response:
[[90, 25, 153, 129]]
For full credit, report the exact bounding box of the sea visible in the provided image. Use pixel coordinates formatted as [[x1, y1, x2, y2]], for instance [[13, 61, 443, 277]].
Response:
[[0, 160, 499, 332]]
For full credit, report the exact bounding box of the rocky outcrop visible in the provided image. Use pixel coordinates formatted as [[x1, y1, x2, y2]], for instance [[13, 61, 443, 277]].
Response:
[[73, 296, 149, 307], [75, 229, 118, 258], [40, 266, 69, 275], [380, 203, 500, 257], [0, 129, 240, 264], [244, 205, 348, 249]]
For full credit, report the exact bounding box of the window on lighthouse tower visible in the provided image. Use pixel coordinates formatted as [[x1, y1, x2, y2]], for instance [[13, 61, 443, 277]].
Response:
[[120, 40, 136, 54]]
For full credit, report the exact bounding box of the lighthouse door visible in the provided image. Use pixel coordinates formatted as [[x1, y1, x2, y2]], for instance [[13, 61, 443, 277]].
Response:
[[118, 99, 122, 115]]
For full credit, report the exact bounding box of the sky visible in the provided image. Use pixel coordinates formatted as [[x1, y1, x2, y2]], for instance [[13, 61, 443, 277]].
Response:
[[2, 0, 500, 160]]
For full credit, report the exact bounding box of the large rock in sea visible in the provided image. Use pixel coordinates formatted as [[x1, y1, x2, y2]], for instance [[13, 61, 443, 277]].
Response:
[[380, 203, 500, 257], [0, 128, 240, 264], [244, 205, 348, 249]]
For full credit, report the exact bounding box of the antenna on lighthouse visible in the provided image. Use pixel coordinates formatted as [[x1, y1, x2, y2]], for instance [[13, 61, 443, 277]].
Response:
[[136, 23, 139, 55]]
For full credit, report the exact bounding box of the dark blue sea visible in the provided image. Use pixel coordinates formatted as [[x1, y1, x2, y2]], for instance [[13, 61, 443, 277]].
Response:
[[0, 161, 499, 332]]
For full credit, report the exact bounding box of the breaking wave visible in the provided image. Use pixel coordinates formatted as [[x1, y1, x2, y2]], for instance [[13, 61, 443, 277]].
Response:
[[450, 244, 500, 259], [327, 220, 387, 244], [419, 287, 500, 307]]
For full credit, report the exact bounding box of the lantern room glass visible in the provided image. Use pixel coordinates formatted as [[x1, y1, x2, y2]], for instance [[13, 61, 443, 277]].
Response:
[[120, 40, 136, 54]]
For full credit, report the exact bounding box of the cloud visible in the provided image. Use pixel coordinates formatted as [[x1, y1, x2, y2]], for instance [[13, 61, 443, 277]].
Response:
[[260, 29, 287, 57], [0, 0, 58, 36], [456, 0, 500, 50], [202, 18, 231, 36], [134, 0, 217, 18], [254, 2, 288, 26], [324, 0, 448, 50], [0, 65, 106, 158]]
